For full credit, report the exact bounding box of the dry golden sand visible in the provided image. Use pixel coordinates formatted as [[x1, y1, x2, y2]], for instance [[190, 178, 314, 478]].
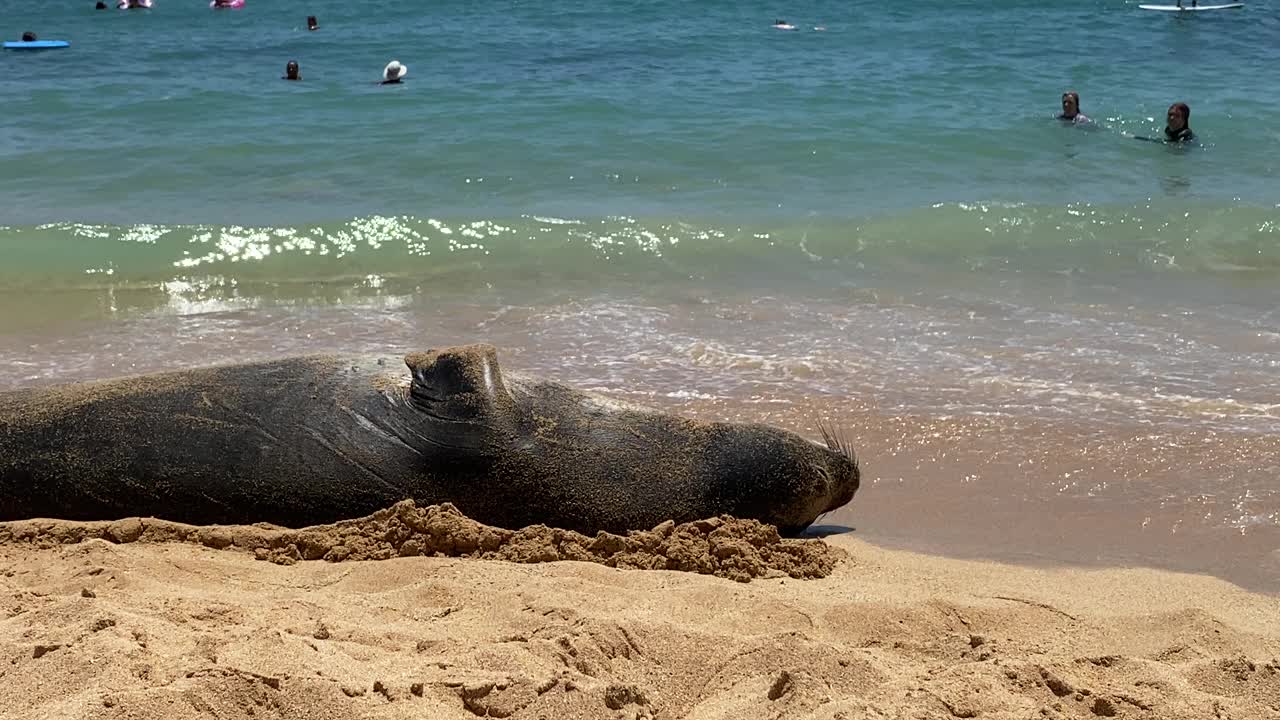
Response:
[[1, 505, 1278, 720]]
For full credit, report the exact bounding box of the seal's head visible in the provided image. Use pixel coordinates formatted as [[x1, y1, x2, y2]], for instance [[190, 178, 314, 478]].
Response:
[[399, 342, 861, 536], [722, 421, 860, 536], [813, 423, 860, 520]]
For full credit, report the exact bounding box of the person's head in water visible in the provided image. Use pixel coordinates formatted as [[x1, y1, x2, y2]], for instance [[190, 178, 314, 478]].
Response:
[[96, 1, 107, 8], [381, 60, 408, 84], [284, 60, 300, 81], [21, 31, 36, 42], [1056, 91, 1090, 124], [1165, 102, 1193, 141], [307, 15, 318, 31], [1060, 91, 1081, 118]]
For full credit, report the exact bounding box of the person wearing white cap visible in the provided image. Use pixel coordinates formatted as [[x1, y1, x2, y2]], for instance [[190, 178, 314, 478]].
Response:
[[381, 60, 408, 85]]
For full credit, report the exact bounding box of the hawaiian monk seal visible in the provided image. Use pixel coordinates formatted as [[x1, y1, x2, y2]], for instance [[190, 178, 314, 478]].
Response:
[[0, 344, 859, 535]]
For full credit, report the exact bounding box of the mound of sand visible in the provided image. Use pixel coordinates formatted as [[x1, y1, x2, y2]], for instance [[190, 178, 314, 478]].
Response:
[[0, 501, 842, 583]]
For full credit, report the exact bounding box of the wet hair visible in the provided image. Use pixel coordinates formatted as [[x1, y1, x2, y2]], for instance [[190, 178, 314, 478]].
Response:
[[307, 15, 318, 27], [96, 1, 107, 7], [1169, 102, 1190, 122], [1062, 91, 1080, 106], [21, 31, 36, 41]]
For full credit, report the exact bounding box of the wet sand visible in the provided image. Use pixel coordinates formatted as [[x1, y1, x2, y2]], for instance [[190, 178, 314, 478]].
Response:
[[689, 398, 1280, 595], [2, 312, 1277, 593]]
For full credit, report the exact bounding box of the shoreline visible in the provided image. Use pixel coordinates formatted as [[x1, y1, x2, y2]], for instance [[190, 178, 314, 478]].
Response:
[[836, 479, 1280, 599], [2, 357, 1277, 595]]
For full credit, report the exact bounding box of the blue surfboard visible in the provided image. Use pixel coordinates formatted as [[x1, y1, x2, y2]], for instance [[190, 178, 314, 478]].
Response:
[[3, 40, 71, 50]]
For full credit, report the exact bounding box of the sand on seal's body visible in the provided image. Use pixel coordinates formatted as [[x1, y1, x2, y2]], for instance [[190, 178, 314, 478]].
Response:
[[1, 503, 1278, 720]]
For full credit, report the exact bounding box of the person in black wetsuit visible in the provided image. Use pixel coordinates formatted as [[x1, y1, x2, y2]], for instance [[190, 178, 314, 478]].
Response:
[[1163, 102, 1194, 143], [1136, 102, 1196, 144]]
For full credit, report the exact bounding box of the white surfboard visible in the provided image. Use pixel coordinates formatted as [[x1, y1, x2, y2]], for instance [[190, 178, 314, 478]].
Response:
[[1138, 3, 1243, 10]]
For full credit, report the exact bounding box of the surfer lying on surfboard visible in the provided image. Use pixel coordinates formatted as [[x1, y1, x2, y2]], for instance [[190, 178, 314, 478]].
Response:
[[1140, 2, 1244, 10]]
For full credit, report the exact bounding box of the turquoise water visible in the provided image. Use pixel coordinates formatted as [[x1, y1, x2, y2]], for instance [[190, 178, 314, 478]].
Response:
[[2, 0, 1278, 226], [2, 0, 1279, 586]]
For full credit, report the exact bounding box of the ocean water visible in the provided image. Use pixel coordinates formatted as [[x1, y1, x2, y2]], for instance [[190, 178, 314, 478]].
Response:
[[2, 0, 1278, 589]]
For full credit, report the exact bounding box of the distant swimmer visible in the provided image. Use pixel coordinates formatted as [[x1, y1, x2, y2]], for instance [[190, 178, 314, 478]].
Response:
[[773, 19, 797, 30], [117, 0, 152, 8], [307, 15, 318, 31], [21, 31, 36, 41], [381, 60, 407, 84], [283, 60, 300, 81], [1057, 91, 1090, 124], [1136, 102, 1196, 144], [96, 2, 108, 8]]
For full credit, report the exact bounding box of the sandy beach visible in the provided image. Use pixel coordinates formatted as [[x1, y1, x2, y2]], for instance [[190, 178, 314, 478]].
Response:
[[2, 503, 1277, 720]]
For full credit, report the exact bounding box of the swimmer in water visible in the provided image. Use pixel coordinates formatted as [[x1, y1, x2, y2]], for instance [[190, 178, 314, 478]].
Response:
[[96, 1, 107, 8], [1163, 102, 1194, 142], [307, 15, 319, 31], [21, 31, 36, 41], [1135, 102, 1196, 144], [381, 60, 407, 84], [1057, 91, 1090, 124], [773, 19, 796, 30], [283, 60, 300, 81]]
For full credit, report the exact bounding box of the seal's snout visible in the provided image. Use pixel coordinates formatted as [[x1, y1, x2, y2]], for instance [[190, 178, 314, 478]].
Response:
[[824, 453, 860, 514], [817, 424, 860, 515]]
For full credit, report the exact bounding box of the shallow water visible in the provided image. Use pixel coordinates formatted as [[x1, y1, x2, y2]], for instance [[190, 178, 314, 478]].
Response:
[[1, 0, 1277, 590]]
